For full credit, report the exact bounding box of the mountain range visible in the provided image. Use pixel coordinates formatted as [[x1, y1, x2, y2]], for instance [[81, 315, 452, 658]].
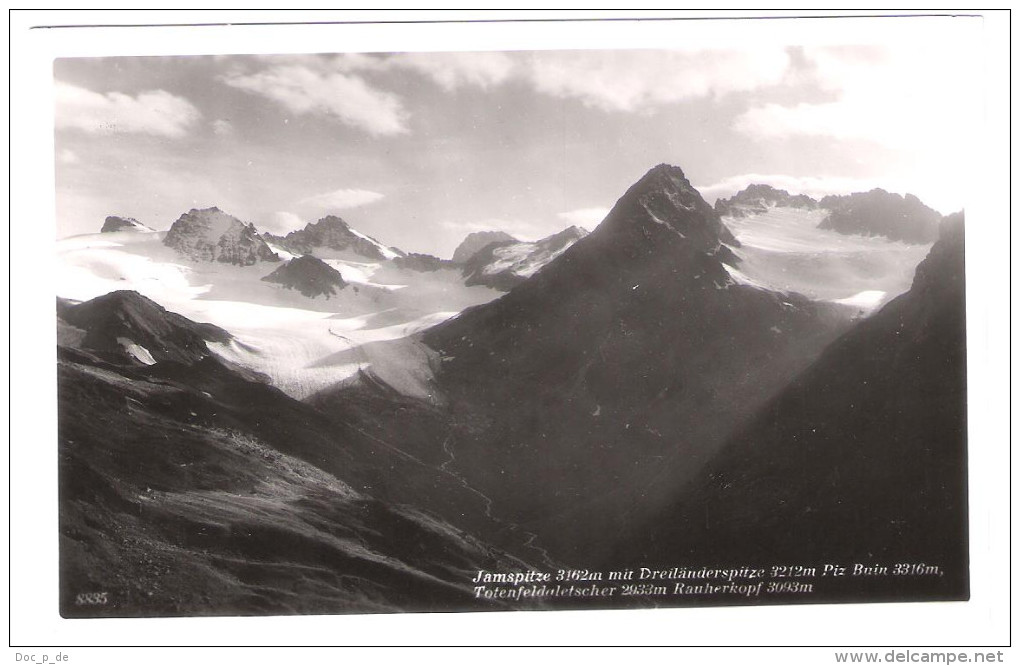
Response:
[[55, 164, 967, 616], [716, 183, 942, 243]]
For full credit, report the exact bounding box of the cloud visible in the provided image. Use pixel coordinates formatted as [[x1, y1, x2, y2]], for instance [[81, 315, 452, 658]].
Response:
[[246, 52, 385, 72], [298, 188, 385, 211], [394, 52, 515, 90], [734, 44, 974, 153], [374, 49, 791, 111], [557, 207, 610, 228], [734, 99, 924, 148], [55, 82, 201, 137], [522, 48, 790, 112], [216, 48, 792, 140], [262, 211, 307, 235], [259, 213, 306, 236], [221, 65, 408, 136]]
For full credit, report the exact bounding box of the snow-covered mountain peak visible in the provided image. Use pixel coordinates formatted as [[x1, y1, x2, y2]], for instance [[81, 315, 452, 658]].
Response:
[[101, 216, 154, 233], [271, 215, 405, 261], [460, 226, 590, 291]]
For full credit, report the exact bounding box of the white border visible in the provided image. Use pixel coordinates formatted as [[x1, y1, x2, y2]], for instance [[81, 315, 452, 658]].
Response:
[[7, 9, 1013, 655]]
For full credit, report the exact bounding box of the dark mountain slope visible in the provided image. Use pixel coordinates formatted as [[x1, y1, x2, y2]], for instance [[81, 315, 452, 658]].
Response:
[[58, 293, 545, 617], [421, 164, 853, 562], [60, 290, 230, 366], [624, 214, 967, 601], [818, 189, 941, 243]]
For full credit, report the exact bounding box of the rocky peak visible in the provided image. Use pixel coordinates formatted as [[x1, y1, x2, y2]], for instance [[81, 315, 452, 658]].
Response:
[[313, 215, 352, 232], [452, 230, 519, 264], [278, 215, 402, 261], [715, 184, 818, 218], [101, 216, 153, 233], [422, 165, 856, 560], [163, 207, 280, 265], [599, 163, 739, 252], [261, 255, 348, 299]]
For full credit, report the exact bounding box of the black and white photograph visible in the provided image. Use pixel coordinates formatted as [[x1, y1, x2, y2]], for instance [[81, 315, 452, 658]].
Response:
[[8, 9, 1012, 653]]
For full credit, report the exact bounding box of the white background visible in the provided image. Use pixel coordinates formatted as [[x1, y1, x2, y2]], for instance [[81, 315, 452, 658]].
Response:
[[5, 9, 1013, 661]]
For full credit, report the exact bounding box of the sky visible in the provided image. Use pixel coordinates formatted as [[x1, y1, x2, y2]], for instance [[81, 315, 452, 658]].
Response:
[[53, 37, 978, 258]]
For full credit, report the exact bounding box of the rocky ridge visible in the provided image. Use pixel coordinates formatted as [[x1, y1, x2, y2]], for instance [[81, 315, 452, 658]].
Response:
[[819, 188, 942, 243], [714, 183, 818, 218]]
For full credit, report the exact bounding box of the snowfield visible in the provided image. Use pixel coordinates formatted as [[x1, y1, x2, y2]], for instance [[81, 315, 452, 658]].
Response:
[[346, 226, 402, 260], [721, 206, 932, 312], [482, 238, 576, 279], [56, 230, 501, 400]]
